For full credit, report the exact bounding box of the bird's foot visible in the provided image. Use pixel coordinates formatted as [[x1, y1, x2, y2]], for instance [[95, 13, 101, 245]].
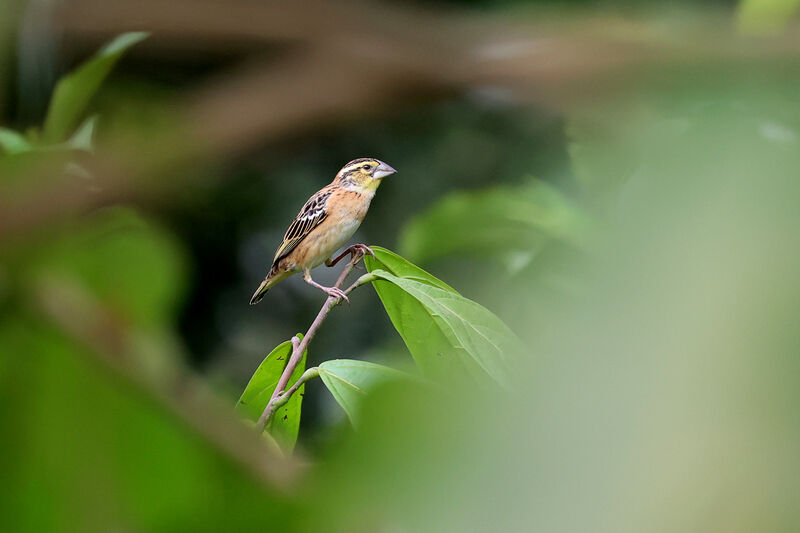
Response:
[[326, 244, 375, 268], [304, 271, 349, 303], [348, 244, 375, 261], [322, 286, 349, 303]]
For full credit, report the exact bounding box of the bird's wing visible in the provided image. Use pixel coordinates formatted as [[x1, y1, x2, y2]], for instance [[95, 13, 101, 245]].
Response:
[[272, 188, 334, 266]]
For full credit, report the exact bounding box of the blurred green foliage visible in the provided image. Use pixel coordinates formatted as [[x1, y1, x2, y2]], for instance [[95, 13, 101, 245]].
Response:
[[738, 0, 800, 33], [0, 318, 291, 532], [31, 208, 186, 328], [3, 3, 800, 533], [43, 32, 148, 143], [399, 180, 588, 267], [1, 32, 147, 154]]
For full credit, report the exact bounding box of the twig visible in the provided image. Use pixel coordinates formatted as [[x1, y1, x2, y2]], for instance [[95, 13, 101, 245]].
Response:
[[260, 367, 320, 429], [342, 272, 378, 299], [255, 252, 367, 431]]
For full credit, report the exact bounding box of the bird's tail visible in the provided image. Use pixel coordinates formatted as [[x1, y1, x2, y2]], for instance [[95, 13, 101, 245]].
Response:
[[249, 268, 291, 305]]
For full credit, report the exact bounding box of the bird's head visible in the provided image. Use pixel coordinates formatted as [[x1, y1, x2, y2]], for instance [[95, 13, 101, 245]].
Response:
[[336, 158, 397, 191]]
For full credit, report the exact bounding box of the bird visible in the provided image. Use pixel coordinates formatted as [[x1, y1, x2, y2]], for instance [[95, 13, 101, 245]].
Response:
[[249, 158, 397, 305]]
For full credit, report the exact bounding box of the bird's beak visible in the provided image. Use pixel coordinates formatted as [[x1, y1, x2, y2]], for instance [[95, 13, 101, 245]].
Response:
[[373, 161, 397, 179]]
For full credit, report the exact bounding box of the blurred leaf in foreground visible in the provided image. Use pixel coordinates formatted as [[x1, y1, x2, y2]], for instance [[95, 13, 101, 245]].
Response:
[[306, 75, 800, 533], [28, 207, 186, 330], [0, 318, 289, 533]]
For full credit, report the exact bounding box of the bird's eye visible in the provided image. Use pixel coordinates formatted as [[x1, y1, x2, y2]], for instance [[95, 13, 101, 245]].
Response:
[[362, 165, 371, 171]]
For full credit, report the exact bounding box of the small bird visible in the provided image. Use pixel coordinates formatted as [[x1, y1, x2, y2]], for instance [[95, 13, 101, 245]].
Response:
[[250, 158, 397, 305]]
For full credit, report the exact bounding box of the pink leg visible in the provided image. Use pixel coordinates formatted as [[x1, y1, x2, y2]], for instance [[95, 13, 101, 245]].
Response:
[[303, 269, 349, 303], [325, 244, 375, 267]]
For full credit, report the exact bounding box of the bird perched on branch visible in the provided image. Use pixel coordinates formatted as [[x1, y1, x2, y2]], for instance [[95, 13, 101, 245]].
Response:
[[250, 158, 397, 305]]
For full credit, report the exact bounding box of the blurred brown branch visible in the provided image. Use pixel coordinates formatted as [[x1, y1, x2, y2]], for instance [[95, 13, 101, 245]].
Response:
[[3, 0, 800, 242]]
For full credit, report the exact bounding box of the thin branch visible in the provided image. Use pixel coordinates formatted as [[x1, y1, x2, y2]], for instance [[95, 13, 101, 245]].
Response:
[[256, 251, 368, 431], [342, 272, 378, 299], [260, 367, 320, 429]]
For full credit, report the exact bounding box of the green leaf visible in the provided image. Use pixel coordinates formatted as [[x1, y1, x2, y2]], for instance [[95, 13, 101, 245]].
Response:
[[236, 335, 306, 452], [398, 181, 588, 265], [43, 32, 148, 142], [0, 128, 33, 155], [66, 115, 99, 151], [365, 246, 458, 293], [318, 359, 410, 426], [1, 116, 97, 158], [365, 254, 473, 383], [364, 256, 521, 387]]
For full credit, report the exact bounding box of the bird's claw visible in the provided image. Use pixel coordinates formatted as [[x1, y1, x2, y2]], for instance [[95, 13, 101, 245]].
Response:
[[348, 244, 375, 261], [324, 287, 349, 303], [325, 244, 374, 268]]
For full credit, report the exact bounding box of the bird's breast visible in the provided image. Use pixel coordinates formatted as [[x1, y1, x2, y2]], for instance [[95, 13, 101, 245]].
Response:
[[300, 191, 372, 268]]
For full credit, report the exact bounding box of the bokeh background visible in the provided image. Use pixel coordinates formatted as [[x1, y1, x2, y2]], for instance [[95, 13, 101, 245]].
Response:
[[2, 0, 800, 531]]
